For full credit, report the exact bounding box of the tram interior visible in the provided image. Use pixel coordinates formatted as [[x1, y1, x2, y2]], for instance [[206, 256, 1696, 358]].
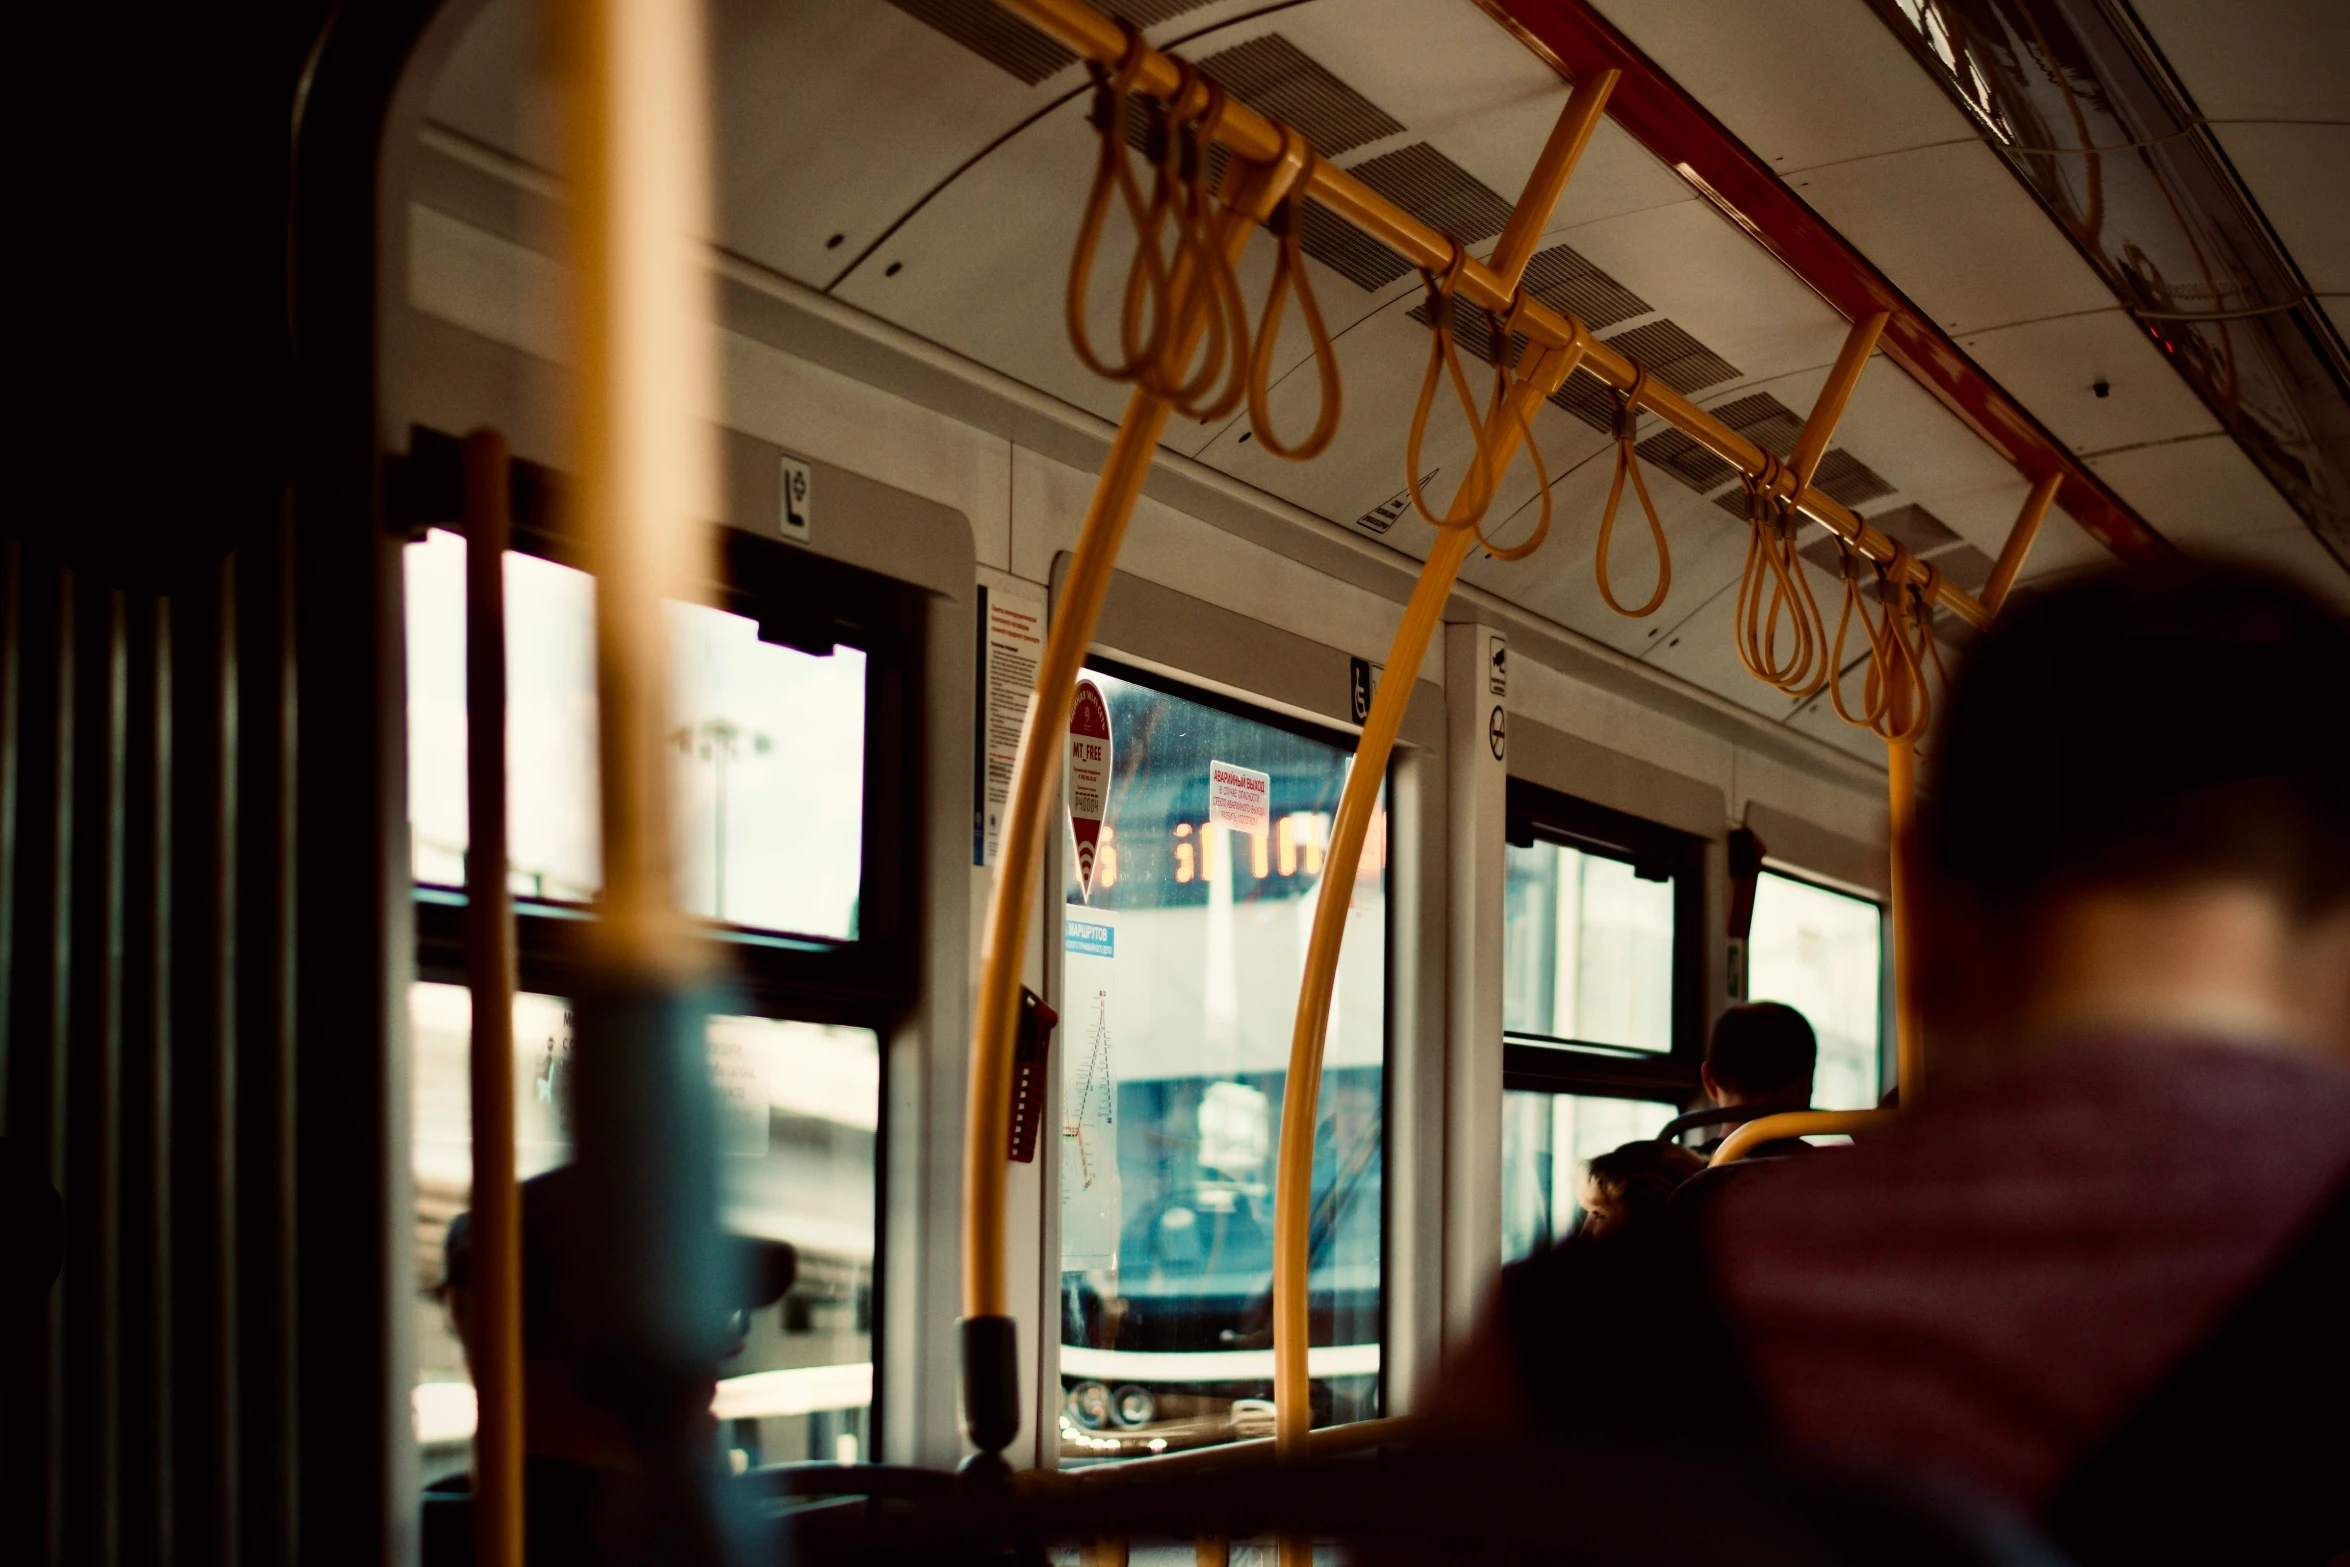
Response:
[[6, 0, 2347, 1563]]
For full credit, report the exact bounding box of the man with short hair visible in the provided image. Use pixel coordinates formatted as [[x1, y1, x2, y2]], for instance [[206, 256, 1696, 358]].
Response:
[[1435, 565, 2350, 1564], [1690, 1002, 1820, 1159], [1700, 1001, 1817, 1112]]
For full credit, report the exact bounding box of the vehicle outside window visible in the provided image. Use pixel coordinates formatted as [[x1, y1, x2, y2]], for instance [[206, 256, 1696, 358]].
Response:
[[1058, 666, 1386, 1462], [1500, 1092, 1677, 1261], [1503, 838, 1675, 1054], [408, 984, 879, 1479], [1746, 870, 1884, 1110]]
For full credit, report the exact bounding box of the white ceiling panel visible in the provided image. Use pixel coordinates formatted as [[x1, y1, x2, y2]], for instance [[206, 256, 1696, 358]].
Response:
[[1560, 201, 1852, 387], [1580, 0, 1975, 173], [2084, 432, 2307, 544], [1783, 683, 1901, 768], [2126, 0, 2350, 122], [1953, 309, 2222, 456], [2205, 124, 2350, 296], [1788, 356, 2018, 502], [2007, 508, 2116, 585], [1790, 140, 2116, 334]]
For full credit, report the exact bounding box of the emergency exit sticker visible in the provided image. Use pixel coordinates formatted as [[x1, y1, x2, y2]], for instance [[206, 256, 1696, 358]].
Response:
[[1207, 759, 1271, 838], [1068, 679, 1113, 902]]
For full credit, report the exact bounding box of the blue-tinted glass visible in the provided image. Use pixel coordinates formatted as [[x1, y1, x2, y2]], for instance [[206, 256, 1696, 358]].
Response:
[[1058, 669, 1385, 1462]]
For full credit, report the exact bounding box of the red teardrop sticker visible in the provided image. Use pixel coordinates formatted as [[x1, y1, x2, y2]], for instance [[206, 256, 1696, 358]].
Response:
[[1068, 679, 1113, 902]]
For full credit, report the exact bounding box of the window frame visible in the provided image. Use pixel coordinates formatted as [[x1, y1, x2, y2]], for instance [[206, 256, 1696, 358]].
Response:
[[1500, 775, 1707, 1101], [1748, 857, 1893, 1107], [1057, 652, 1396, 1430], [398, 428, 928, 1025], [393, 425, 923, 1461]]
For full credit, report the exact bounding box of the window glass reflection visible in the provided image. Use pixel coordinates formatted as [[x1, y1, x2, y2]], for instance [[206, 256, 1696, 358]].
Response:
[[402, 528, 866, 940], [1058, 669, 1385, 1462], [1747, 871, 1883, 1110], [1503, 839, 1675, 1052], [407, 982, 879, 1478], [1500, 1091, 1676, 1261]]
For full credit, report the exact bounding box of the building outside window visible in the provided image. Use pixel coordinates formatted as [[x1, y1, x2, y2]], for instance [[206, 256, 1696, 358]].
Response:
[[1057, 664, 1386, 1462], [1746, 870, 1884, 1111], [402, 524, 888, 1482]]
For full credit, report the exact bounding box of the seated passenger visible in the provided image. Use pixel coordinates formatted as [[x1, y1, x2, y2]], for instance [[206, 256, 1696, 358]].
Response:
[[1693, 1001, 1819, 1157], [1435, 566, 2350, 1564], [421, 1167, 794, 1566], [1577, 1140, 1704, 1238]]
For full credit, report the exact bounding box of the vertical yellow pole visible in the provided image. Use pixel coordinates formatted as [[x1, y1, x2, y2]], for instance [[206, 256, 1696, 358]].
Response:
[[1887, 731, 1924, 1107], [463, 431, 523, 1567], [961, 144, 1308, 1467], [1272, 343, 1583, 1488], [557, 0, 718, 980], [1788, 312, 1890, 493], [1484, 71, 1619, 292], [1982, 472, 2061, 616]]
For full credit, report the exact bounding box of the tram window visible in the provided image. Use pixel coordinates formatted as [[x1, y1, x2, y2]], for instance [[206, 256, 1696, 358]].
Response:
[[403, 527, 868, 940], [407, 981, 880, 1479], [1057, 664, 1386, 1463], [1500, 1092, 1677, 1261], [1746, 871, 1884, 1110], [1504, 839, 1676, 1054]]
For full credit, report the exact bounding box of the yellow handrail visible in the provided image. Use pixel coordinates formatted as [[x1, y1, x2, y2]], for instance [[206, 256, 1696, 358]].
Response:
[[988, 0, 1991, 632], [1710, 1109, 1894, 1165], [462, 431, 524, 1567], [961, 141, 1313, 1460]]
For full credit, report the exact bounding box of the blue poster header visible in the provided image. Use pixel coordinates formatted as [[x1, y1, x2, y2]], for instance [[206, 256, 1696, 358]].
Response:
[[1064, 919, 1115, 958]]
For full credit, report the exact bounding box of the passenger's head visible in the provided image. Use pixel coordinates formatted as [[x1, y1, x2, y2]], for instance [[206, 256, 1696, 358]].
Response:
[[442, 1166, 795, 1463], [1578, 1140, 1704, 1239], [1923, 564, 2350, 1063], [1702, 1002, 1817, 1106]]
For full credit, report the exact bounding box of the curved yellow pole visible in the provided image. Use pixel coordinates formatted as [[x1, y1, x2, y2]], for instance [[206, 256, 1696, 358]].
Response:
[[961, 148, 1309, 1464], [1271, 341, 1585, 1485], [1710, 1109, 1894, 1165]]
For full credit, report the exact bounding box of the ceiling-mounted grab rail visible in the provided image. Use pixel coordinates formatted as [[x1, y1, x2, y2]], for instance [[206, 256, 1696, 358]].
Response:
[[987, 0, 1995, 632]]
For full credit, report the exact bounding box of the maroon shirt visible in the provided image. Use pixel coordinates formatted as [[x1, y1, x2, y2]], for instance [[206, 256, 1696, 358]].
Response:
[[1709, 1037, 2350, 1510]]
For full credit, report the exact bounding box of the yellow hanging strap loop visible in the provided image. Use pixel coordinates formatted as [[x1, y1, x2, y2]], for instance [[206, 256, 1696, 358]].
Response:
[[1826, 538, 1893, 730], [1777, 501, 1830, 699], [1593, 360, 1672, 616], [1735, 457, 1828, 696], [1070, 26, 1165, 382], [1245, 129, 1341, 460], [1472, 293, 1555, 562], [1066, 24, 1167, 384], [1405, 239, 1501, 533], [1155, 75, 1253, 420], [1867, 546, 1931, 744]]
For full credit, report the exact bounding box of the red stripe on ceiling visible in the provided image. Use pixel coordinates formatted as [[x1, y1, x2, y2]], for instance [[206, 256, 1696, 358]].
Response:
[[1479, 0, 2172, 566]]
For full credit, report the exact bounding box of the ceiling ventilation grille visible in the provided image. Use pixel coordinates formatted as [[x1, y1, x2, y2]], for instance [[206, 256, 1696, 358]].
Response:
[[1518, 245, 1649, 332], [1811, 449, 1895, 508], [1710, 392, 1806, 457], [1636, 428, 1740, 493], [1551, 374, 1620, 435], [1603, 320, 1740, 395], [1402, 298, 1526, 368], [1197, 35, 1403, 158], [885, 0, 1216, 86], [1800, 504, 1993, 593], [1301, 144, 1511, 291]]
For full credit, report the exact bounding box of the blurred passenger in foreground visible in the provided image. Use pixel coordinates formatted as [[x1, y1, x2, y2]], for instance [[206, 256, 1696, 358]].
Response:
[[421, 1167, 793, 1566], [1435, 566, 2350, 1565], [1577, 1141, 1704, 1239], [1693, 1001, 1819, 1158]]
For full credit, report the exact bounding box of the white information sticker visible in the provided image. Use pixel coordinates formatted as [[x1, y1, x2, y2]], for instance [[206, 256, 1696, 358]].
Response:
[[976, 589, 1045, 866], [1207, 758, 1271, 838], [777, 453, 813, 544]]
